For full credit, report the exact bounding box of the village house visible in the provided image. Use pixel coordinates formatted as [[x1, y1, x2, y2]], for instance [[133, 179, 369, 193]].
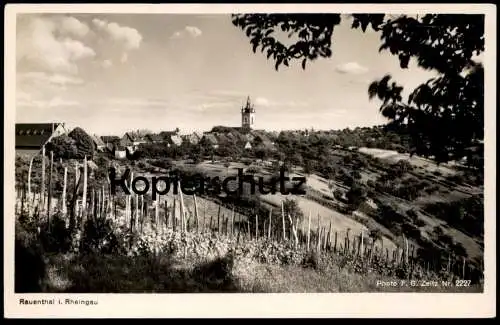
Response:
[[15, 123, 68, 157], [182, 132, 202, 145], [251, 130, 275, 150], [120, 132, 148, 154], [114, 145, 127, 160], [145, 133, 163, 144], [200, 133, 219, 149], [90, 134, 106, 152], [164, 134, 183, 147], [101, 135, 121, 153], [120, 132, 147, 147]]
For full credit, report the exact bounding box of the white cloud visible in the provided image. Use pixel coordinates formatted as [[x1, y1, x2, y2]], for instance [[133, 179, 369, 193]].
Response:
[[17, 16, 96, 75], [18, 72, 84, 87], [59, 16, 90, 38], [17, 95, 81, 109], [47, 96, 82, 108], [255, 97, 271, 107], [170, 31, 182, 39], [92, 18, 143, 50], [120, 53, 128, 63], [105, 97, 168, 108], [335, 62, 369, 74], [185, 26, 202, 38], [196, 101, 236, 112], [170, 26, 202, 39], [254, 97, 308, 108], [16, 90, 32, 101], [101, 59, 113, 68]]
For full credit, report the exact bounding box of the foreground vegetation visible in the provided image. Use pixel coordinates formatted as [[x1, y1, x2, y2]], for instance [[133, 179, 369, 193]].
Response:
[[16, 214, 482, 293]]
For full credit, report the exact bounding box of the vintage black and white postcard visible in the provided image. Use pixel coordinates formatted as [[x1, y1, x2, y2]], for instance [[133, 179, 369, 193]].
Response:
[[4, 3, 496, 318]]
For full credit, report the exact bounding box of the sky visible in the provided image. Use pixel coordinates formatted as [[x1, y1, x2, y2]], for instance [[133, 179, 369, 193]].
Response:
[[16, 13, 439, 136]]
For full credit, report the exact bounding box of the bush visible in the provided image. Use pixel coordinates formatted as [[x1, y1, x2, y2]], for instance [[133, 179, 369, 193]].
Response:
[[81, 218, 126, 255], [438, 233, 454, 247], [346, 182, 366, 210], [406, 209, 418, 220], [283, 198, 304, 223], [401, 223, 421, 239], [68, 127, 95, 159], [40, 215, 72, 253], [301, 251, 321, 270], [414, 218, 426, 227], [451, 242, 468, 257], [245, 166, 259, 174], [137, 161, 148, 170], [150, 158, 173, 170], [46, 135, 78, 159]]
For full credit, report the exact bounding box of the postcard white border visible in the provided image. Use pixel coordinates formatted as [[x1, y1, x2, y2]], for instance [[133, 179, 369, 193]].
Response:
[[4, 3, 496, 318]]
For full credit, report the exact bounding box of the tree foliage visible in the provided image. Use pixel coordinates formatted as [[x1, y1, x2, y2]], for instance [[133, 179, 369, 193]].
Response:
[[68, 127, 95, 159], [232, 13, 484, 165], [46, 134, 78, 159], [283, 198, 305, 223]]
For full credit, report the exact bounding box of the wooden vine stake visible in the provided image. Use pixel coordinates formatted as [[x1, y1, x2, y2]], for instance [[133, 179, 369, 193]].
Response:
[[27, 156, 33, 215], [255, 214, 259, 238], [155, 195, 159, 229], [268, 208, 272, 239], [46, 151, 54, 227], [307, 211, 311, 250], [81, 155, 88, 230], [287, 214, 298, 247], [316, 214, 321, 252], [172, 198, 177, 232], [194, 194, 200, 233], [40, 146, 46, 213], [334, 231, 338, 253], [178, 181, 186, 233], [281, 201, 286, 241], [230, 205, 235, 236], [360, 231, 364, 261], [327, 221, 332, 250]]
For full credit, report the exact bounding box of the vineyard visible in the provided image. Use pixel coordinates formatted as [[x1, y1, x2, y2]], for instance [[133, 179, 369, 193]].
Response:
[[14, 148, 484, 293]]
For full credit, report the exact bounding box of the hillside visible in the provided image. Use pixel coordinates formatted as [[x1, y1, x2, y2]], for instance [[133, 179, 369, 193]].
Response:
[[14, 124, 484, 293]]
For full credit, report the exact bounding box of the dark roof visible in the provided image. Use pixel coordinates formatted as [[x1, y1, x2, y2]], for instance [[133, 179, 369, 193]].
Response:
[[91, 134, 105, 147], [123, 132, 148, 142], [101, 136, 120, 143], [123, 132, 137, 141], [146, 134, 163, 142], [15, 123, 62, 148]]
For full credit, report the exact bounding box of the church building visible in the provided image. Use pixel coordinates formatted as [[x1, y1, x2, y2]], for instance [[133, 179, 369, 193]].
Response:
[[241, 96, 255, 133]]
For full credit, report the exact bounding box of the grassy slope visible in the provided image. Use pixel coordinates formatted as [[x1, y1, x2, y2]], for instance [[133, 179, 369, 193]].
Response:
[[133, 154, 484, 265], [15, 153, 483, 293]]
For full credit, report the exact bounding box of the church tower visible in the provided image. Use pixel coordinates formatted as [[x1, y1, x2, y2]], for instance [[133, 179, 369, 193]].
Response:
[[241, 96, 255, 132]]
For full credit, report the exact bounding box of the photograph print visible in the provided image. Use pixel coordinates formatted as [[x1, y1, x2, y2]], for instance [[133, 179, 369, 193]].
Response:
[[12, 9, 488, 295]]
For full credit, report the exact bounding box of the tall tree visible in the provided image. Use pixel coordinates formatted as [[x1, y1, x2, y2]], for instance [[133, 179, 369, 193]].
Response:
[[232, 14, 484, 165], [68, 127, 95, 159]]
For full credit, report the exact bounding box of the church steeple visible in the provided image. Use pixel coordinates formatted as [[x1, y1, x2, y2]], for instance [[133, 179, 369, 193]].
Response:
[[241, 96, 255, 131]]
